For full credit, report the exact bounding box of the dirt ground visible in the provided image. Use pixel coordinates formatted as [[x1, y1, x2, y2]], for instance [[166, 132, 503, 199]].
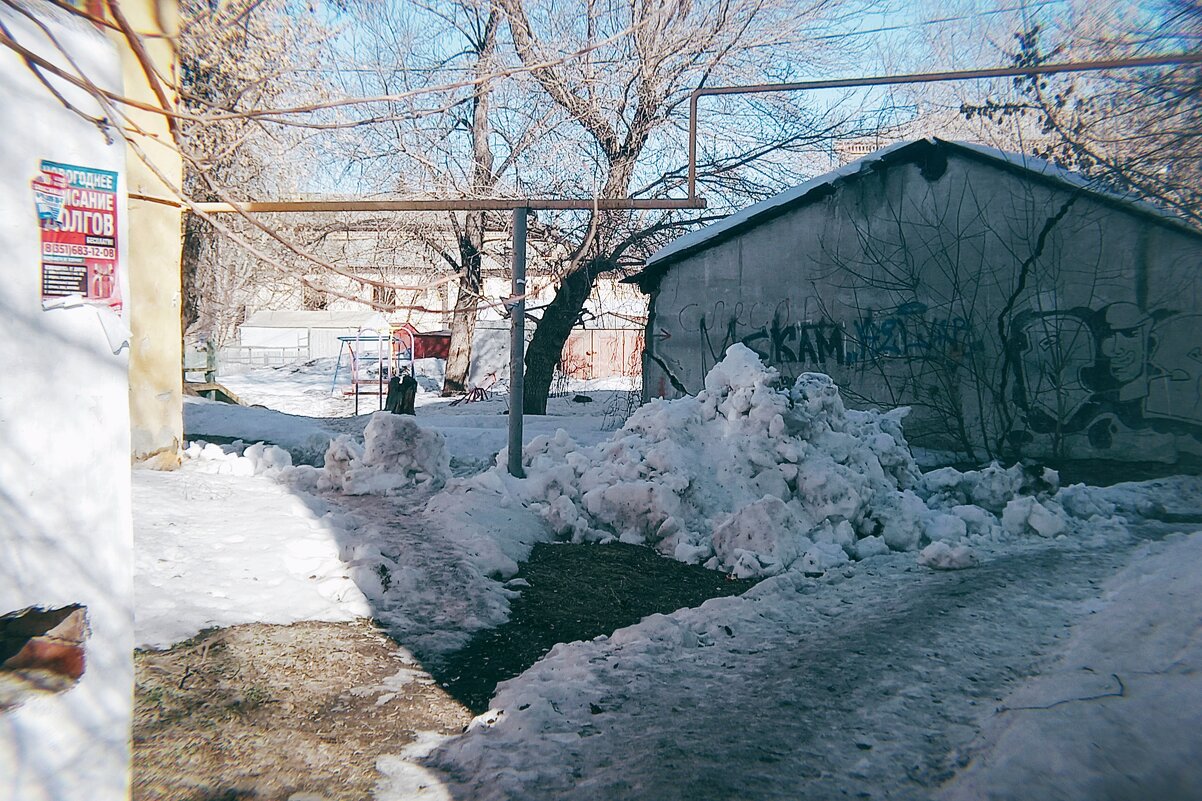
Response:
[[432, 541, 760, 713], [132, 543, 760, 799], [133, 620, 471, 801]]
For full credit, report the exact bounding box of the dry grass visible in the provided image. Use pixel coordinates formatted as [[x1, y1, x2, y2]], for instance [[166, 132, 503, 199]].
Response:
[[133, 620, 471, 801]]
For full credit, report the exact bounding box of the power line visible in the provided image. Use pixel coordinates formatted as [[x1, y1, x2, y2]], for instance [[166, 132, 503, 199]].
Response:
[[813, 1, 1067, 42], [292, 1, 1071, 73], [687, 51, 1202, 196]]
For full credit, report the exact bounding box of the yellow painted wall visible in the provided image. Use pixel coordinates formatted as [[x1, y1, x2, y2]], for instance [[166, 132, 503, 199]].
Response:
[[114, 0, 184, 469]]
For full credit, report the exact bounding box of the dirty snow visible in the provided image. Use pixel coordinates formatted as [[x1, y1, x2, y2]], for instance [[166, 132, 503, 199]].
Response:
[[136, 344, 1202, 799], [481, 346, 1089, 580]]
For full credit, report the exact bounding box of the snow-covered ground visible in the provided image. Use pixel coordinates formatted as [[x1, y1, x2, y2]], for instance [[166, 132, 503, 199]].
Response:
[[138, 349, 1202, 800], [134, 455, 370, 648]]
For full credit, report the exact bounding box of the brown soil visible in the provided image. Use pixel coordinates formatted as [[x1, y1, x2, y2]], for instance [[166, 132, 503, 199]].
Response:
[[133, 620, 472, 801], [432, 541, 760, 713], [133, 543, 762, 798]]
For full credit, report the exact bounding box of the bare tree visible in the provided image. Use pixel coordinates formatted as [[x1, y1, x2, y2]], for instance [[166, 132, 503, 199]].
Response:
[[497, 0, 864, 413], [316, 0, 550, 394], [178, 0, 330, 342], [440, 5, 500, 394], [7, 0, 874, 395], [961, 0, 1202, 225]]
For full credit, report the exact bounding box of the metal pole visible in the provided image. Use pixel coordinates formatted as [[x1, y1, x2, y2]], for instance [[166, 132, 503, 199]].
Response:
[[507, 207, 528, 478]]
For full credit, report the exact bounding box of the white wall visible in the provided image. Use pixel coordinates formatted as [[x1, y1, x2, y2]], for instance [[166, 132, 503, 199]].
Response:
[[239, 325, 308, 350], [0, 5, 133, 800]]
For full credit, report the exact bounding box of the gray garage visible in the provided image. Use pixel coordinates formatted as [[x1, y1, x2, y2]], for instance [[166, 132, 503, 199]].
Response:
[[632, 138, 1202, 464]]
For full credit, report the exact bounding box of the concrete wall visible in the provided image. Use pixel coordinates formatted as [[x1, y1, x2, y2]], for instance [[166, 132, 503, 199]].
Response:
[[645, 151, 1202, 462], [121, 0, 184, 469], [0, 5, 134, 798]]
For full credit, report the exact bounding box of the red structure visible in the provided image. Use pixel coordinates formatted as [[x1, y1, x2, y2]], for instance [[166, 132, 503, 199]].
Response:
[[395, 323, 451, 360]]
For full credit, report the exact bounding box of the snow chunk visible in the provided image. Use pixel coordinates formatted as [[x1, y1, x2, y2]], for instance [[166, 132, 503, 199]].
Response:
[[924, 512, 968, 543], [182, 439, 294, 477], [711, 497, 813, 577], [1001, 497, 1068, 538], [293, 413, 451, 495], [919, 462, 1057, 514], [1055, 483, 1118, 519], [918, 542, 978, 570], [798, 541, 851, 575], [852, 535, 890, 560]]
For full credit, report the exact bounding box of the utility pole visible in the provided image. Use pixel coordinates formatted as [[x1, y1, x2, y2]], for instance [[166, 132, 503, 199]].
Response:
[[507, 207, 528, 477]]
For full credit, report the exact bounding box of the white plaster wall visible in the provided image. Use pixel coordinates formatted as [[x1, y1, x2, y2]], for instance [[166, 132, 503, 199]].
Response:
[[0, 4, 133, 800]]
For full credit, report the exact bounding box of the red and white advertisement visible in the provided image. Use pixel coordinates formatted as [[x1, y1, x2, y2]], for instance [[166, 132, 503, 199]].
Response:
[[34, 160, 121, 312]]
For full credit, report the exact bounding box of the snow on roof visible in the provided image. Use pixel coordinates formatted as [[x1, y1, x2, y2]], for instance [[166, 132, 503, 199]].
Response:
[[644, 139, 920, 270], [638, 137, 1201, 281], [944, 139, 1195, 226], [241, 310, 391, 330]]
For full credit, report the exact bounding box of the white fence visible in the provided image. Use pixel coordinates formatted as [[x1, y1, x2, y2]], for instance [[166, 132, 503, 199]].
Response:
[[217, 344, 311, 372]]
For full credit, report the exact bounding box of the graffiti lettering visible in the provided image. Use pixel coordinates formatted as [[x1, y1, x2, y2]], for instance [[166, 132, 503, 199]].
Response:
[[848, 304, 975, 364], [689, 301, 845, 380], [741, 317, 845, 368], [685, 299, 978, 379]]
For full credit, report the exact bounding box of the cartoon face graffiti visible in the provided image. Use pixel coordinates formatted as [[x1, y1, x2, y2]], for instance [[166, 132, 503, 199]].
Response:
[[1012, 311, 1094, 424], [1145, 314, 1202, 425], [1098, 302, 1154, 391]]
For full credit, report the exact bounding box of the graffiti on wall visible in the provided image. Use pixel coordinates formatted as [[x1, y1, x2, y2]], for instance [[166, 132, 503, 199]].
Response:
[[849, 302, 976, 363], [1009, 303, 1202, 447], [683, 300, 845, 380], [682, 298, 979, 382], [672, 297, 1201, 449]]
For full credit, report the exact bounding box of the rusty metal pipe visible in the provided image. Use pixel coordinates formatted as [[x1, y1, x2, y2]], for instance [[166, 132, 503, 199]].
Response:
[[195, 197, 707, 213], [686, 52, 1202, 199]]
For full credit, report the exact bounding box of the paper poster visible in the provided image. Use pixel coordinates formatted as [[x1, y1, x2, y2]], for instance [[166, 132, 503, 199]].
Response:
[[34, 160, 121, 312]]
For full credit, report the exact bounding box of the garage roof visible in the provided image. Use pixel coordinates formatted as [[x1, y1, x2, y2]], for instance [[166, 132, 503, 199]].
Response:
[[630, 137, 1201, 293]]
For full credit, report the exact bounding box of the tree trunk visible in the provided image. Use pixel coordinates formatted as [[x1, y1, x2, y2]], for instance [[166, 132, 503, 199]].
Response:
[[523, 263, 598, 414], [441, 10, 498, 395], [181, 212, 206, 335], [442, 236, 483, 395]]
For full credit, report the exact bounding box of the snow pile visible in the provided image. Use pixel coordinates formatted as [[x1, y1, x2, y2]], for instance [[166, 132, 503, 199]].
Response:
[[181, 439, 294, 477], [494, 345, 1085, 577], [290, 412, 451, 495]]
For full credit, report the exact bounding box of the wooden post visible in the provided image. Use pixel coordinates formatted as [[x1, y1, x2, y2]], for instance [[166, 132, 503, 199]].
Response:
[[204, 337, 217, 384]]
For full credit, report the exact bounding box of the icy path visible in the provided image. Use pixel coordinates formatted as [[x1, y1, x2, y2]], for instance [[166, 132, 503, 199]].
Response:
[[419, 529, 1188, 801], [939, 530, 1202, 801], [309, 485, 553, 662]]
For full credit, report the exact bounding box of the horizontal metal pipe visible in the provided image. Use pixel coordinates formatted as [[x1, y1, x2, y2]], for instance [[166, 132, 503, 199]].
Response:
[[194, 53, 1201, 216], [194, 197, 707, 214], [687, 52, 1202, 198]]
